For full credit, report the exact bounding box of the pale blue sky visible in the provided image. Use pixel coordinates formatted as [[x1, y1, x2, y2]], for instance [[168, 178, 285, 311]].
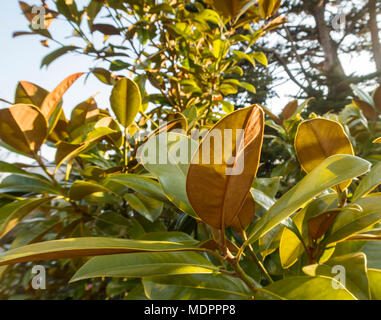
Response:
[[0, 0, 112, 116]]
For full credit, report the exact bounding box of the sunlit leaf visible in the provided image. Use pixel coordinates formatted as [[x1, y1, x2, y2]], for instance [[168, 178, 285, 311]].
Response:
[[303, 253, 370, 300], [143, 273, 253, 300], [40, 72, 84, 120], [186, 105, 264, 229], [0, 237, 200, 266], [295, 118, 354, 190], [255, 276, 355, 300], [110, 77, 141, 128], [246, 155, 370, 245], [0, 104, 47, 156], [71, 252, 218, 282]]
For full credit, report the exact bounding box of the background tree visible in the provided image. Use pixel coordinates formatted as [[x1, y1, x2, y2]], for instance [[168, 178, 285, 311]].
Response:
[[242, 0, 381, 114]]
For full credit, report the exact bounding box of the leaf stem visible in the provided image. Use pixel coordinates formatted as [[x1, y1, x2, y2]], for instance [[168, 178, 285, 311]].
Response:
[[35, 154, 60, 186], [242, 231, 274, 283], [123, 127, 129, 171], [226, 254, 258, 295]]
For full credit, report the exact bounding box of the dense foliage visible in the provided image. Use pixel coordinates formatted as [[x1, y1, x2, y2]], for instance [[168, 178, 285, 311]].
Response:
[[1, 0, 381, 300]]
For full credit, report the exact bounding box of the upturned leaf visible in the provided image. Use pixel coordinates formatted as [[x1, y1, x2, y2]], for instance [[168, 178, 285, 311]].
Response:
[[295, 118, 354, 190], [258, 0, 282, 19], [352, 99, 377, 120], [186, 105, 264, 229], [0, 104, 47, 156], [326, 195, 381, 244], [281, 100, 298, 120], [40, 72, 84, 120], [295, 118, 354, 173]]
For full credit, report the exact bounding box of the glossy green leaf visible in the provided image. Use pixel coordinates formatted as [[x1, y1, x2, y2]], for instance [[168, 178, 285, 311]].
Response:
[[104, 174, 167, 203], [0, 198, 52, 239], [0, 174, 61, 195], [71, 252, 218, 282], [143, 273, 253, 300], [124, 193, 163, 222], [246, 155, 370, 245], [0, 237, 200, 266], [368, 269, 381, 300], [279, 193, 337, 268], [353, 161, 381, 201], [326, 195, 381, 244], [69, 181, 114, 201], [138, 133, 198, 218], [303, 253, 370, 300], [255, 276, 355, 300]]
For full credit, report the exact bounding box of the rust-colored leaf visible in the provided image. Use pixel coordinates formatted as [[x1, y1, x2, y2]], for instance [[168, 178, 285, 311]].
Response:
[[308, 210, 340, 240], [19, 1, 34, 23], [210, 0, 242, 19], [91, 24, 120, 35], [0, 104, 47, 156], [186, 105, 264, 229], [230, 192, 256, 232], [14, 80, 69, 143], [19, 1, 57, 28], [15, 81, 49, 107], [295, 118, 354, 173], [263, 15, 287, 32], [295, 118, 354, 190], [40, 72, 84, 120], [352, 99, 377, 120], [281, 100, 298, 121]]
